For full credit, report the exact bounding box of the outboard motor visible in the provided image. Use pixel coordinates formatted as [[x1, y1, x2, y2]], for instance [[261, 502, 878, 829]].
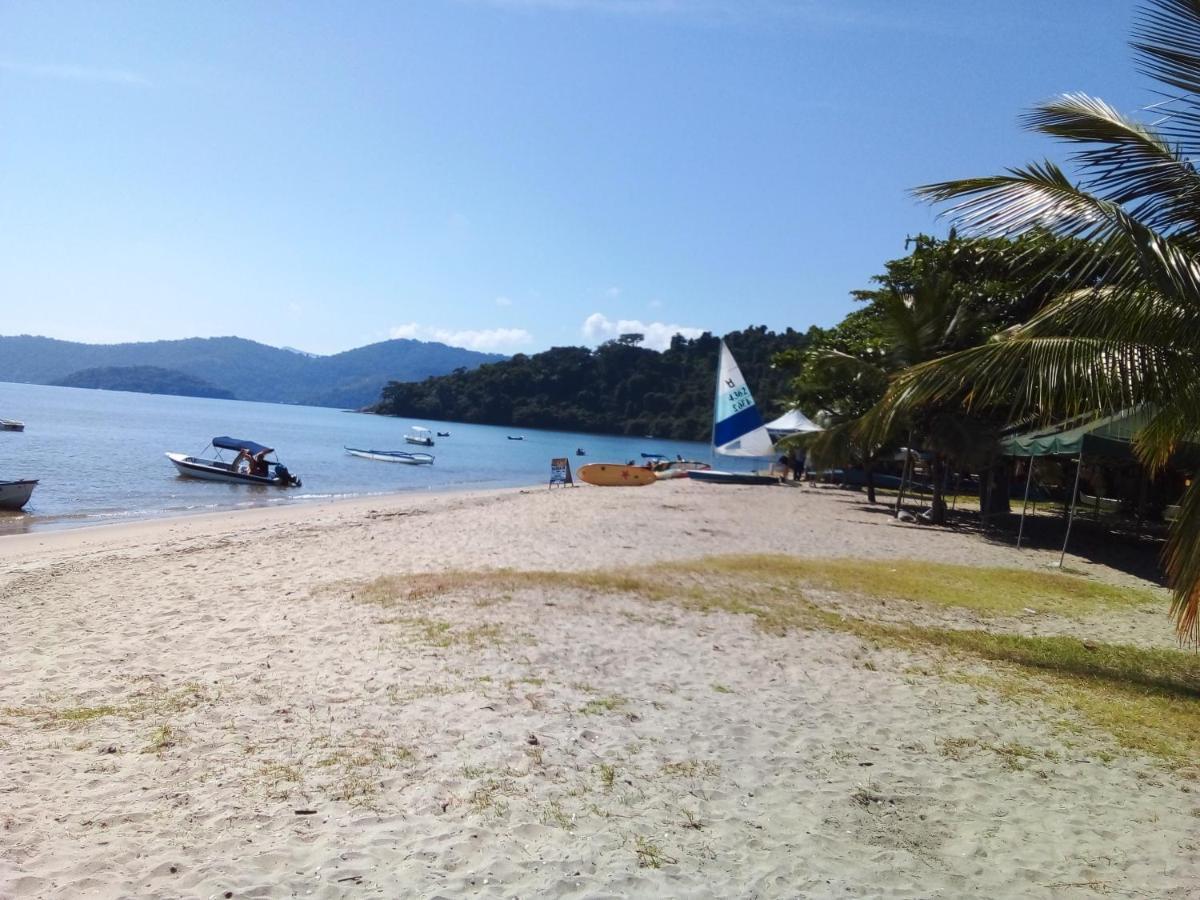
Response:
[[275, 464, 300, 487]]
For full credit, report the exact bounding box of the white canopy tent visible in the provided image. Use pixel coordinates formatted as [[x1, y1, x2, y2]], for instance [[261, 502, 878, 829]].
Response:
[[764, 408, 822, 439]]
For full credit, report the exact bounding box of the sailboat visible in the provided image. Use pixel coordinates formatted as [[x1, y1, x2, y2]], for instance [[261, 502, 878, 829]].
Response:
[[687, 340, 780, 486]]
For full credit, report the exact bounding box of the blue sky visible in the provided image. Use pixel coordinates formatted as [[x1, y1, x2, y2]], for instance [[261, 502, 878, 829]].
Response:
[[0, 1, 1143, 355]]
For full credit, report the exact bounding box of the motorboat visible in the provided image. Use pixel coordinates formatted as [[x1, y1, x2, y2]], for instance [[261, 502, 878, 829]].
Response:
[[0, 419, 25, 432], [345, 447, 434, 465], [405, 425, 435, 447], [436, 431, 451, 437], [576, 448, 586, 456], [507, 435, 524, 441], [166, 436, 302, 487], [0, 479, 37, 510]]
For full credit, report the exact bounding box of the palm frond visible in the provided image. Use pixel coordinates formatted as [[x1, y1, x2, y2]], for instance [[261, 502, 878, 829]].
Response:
[[1023, 93, 1200, 234]]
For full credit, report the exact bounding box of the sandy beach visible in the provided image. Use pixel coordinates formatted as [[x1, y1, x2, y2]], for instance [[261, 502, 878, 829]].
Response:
[[2, 482, 1197, 898]]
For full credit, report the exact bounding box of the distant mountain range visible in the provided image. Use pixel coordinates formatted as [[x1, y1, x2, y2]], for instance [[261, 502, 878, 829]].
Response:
[[0, 335, 505, 408]]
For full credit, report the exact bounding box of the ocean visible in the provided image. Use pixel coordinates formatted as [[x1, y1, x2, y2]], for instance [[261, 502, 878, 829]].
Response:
[[0, 381, 751, 533]]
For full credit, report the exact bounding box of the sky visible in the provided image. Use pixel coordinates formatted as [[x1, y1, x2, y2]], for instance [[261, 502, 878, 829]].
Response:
[[0, 1, 1147, 355]]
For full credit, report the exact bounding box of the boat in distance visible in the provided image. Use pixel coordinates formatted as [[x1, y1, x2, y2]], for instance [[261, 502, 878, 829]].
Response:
[[345, 447, 434, 465], [507, 435, 524, 441], [0, 479, 37, 510], [166, 436, 302, 487], [436, 431, 451, 437], [1, 419, 25, 432], [405, 425, 435, 446]]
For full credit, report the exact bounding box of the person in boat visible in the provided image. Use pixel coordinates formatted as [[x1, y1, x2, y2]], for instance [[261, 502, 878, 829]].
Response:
[[249, 449, 271, 477], [232, 448, 252, 474]]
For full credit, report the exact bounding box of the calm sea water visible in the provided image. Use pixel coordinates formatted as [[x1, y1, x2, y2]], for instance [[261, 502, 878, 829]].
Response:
[[0, 382, 751, 533]]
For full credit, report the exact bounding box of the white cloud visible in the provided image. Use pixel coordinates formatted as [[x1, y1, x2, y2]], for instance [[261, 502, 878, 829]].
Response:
[[495, 296, 513, 307], [581, 312, 704, 351], [0, 60, 149, 86], [389, 322, 532, 352]]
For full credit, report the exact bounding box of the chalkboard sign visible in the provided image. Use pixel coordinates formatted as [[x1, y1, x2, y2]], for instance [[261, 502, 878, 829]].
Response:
[[549, 457, 573, 487]]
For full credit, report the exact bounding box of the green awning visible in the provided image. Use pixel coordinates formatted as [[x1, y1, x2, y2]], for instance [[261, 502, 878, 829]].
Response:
[[999, 408, 1153, 460]]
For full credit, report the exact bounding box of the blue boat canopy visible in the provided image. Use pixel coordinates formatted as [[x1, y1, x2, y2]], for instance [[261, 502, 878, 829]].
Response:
[[213, 436, 274, 455]]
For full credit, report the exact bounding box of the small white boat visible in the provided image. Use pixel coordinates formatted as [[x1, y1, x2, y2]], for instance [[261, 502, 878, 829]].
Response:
[[0, 419, 25, 432], [0, 479, 37, 510], [653, 460, 711, 480], [345, 447, 434, 465], [166, 436, 302, 487], [405, 425, 435, 447]]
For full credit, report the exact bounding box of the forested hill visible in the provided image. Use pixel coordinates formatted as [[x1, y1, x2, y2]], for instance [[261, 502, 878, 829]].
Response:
[[0, 335, 504, 408], [53, 366, 234, 399], [375, 327, 814, 441]]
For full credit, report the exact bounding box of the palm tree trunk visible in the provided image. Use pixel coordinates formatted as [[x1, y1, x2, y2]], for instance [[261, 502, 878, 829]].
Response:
[[865, 455, 877, 504]]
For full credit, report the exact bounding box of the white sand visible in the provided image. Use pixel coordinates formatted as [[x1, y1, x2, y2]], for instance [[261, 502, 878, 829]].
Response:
[[1, 482, 1196, 898]]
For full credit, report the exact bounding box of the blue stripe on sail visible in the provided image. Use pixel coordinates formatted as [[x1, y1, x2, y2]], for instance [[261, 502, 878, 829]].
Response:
[[713, 405, 765, 448]]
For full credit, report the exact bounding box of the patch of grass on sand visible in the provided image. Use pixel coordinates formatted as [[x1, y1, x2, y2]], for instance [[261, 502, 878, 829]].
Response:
[[2, 682, 217, 730], [633, 835, 677, 869], [682, 555, 1159, 616], [661, 759, 720, 778], [384, 615, 510, 650], [142, 723, 180, 754], [580, 696, 626, 715], [346, 556, 1197, 773]]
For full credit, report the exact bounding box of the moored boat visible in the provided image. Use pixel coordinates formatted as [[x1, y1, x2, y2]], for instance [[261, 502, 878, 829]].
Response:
[[652, 460, 711, 479], [405, 425, 435, 446], [507, 435, 524, 441], [0, 479, 37, 510], [166, 436, 302, 486], [0, 419, 25, 432], [345, 447, 434, 465], [436, 431, 451, 437]]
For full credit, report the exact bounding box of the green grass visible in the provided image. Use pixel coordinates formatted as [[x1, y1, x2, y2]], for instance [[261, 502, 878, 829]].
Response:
[[345, 555, 1197, 773], [580, 696, 626, 715], [685, 555, 1160, 616]]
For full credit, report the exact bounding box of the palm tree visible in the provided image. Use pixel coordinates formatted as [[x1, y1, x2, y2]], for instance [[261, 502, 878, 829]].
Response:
[[792, 250, 992, 520], [876, 0, 1200, 640]]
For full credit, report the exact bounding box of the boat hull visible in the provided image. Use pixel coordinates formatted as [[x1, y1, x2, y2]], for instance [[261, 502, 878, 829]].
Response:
[[0, 419, 24, 432], [0, 479, 37, 510], [166, 453, 298, 486], [404, 436, 434, 447], [688, 470, 779, 486], [653, 461, 711, 480], [345, 447, 434, 465], [578, 464, 656, 487]]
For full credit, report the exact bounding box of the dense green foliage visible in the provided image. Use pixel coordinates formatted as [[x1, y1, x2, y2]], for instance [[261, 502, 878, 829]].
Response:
[[878, 0, 1200, 640], [376, 327, 814, 440], [0, 335, 502, 408], [776, 232, 1097, 516], [53, 366, 235, 399]]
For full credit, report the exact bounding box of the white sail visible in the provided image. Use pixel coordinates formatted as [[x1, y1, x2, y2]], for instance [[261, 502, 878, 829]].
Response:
[[713, 341, 775, 457]]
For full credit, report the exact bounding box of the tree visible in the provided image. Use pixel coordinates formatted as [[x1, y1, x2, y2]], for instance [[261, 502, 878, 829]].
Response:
[[874, 0, 1200, 641]]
